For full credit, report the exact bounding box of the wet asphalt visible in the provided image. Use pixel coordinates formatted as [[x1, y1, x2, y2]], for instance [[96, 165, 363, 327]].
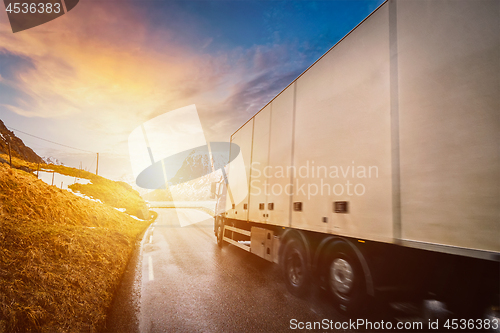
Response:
[[104, 208, 498, 333], [105, 208, 350, 333]]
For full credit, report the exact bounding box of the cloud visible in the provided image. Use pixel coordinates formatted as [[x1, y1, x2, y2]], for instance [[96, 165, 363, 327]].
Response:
[[0, 0, 360, 179], [0, 0, 327, 132], [225, 70, 289, 115], [0, 49, 36, 80], [0, 47, 82, 118], [209, 43, 308, 122], [0, 50, 38, 115], [0, 1, 234, 141]]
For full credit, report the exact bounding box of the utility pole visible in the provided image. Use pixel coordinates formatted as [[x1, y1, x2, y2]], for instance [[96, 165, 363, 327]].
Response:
[[51, 171, 55, 186], [96, 153, 99, 176], [37, 163, 40, 178], [8, 137, 12, 167]]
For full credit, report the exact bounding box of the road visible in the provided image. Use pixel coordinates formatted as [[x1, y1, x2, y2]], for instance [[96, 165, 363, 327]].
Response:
[[104, 208, 496, 333], [105, 208, 352, 333]]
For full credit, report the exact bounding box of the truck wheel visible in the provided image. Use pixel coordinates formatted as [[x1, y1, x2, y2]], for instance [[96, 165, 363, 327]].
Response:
[[326, 243, 366, 314], [216, 218, 224, 247], [282, 238, 311, 297]]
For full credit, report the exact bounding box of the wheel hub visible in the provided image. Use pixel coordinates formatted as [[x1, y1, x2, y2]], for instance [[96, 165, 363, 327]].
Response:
[[330, 258, 354, 295], [287, 253, 303, 286]]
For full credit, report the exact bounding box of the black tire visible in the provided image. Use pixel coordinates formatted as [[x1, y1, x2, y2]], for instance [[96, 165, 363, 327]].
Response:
[[325, 242, 367, 315], [216, 217, 224, 247], [282, 238, 311, 297]]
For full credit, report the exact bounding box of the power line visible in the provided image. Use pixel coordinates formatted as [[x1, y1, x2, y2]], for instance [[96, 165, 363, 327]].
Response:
[[6, 126, 95, 153]]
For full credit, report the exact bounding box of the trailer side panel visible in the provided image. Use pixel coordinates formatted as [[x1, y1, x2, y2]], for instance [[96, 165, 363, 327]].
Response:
[[397, 0, 500, 253]]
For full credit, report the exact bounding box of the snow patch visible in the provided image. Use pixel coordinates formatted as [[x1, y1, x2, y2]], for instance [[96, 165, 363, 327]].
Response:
[[66, 188, 103, 204], [35, 171, 91, 190]]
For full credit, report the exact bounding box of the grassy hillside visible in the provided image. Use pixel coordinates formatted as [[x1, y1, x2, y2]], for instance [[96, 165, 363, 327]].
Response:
[[0, 162, 152, 332], [49, 164, 149, 219], [0, 153, 150, 219]]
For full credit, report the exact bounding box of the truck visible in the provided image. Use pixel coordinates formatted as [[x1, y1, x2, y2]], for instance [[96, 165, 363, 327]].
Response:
[[213, 0, 499, 316]]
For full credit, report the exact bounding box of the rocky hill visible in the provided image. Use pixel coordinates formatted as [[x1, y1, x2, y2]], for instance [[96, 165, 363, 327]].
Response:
[[0, 119, 44, 164]]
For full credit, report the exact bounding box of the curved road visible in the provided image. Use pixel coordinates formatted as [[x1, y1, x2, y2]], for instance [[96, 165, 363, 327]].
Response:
[[104, 208, 480, 333], [105, 208, 351, 332]]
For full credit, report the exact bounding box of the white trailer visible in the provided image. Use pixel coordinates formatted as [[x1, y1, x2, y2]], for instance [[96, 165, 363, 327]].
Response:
[[213, 0, 499, 315]]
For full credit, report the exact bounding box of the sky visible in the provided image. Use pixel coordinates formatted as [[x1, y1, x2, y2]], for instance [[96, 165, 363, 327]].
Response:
[[0, 0, 384, 183]]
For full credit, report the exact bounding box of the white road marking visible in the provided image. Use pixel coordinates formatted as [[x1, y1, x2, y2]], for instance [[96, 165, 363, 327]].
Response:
[[151, 227, 155, 232], [148, 256, 154, 281], [149, 235, 153, 244]]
